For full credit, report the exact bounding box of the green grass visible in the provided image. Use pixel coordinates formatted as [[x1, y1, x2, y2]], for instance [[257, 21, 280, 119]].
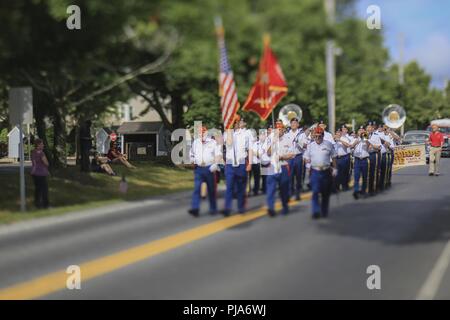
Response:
[[0, 161, 194, 225]]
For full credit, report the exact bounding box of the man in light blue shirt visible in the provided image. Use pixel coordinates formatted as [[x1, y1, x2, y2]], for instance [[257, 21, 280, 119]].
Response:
[[303, 127, 338, 219]]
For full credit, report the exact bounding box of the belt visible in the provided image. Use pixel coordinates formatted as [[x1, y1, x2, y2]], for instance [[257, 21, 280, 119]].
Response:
[[355, 156, 368, 160], [430, 145, 442, 148], [336, 154, 349, 159], [196, 164, 212, 168], [311, 166, 331, 171]]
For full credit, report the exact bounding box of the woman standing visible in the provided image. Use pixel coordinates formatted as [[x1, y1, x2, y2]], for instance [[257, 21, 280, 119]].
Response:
[[31, 139, 50, 209]]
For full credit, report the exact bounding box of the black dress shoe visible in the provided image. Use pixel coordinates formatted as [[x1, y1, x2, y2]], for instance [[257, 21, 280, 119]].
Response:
[[221, 209, 230, 217], [312, 213, 320, 220], [268, 209, 276, 217], [429, 173, 434, 176], [353, 192, 359, 200], [295, 195, 301, 201], [188, 209, 199, 217]]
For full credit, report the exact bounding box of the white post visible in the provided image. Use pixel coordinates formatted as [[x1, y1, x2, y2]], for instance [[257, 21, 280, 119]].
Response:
[[325, 0, 336, 134], [19, 124, 26, 212], [9, 87, 32, 212], [398, 33, 405, 135]]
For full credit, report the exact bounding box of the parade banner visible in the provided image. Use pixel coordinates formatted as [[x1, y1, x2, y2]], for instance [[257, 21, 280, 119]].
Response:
[[393, 144, 426, 167]]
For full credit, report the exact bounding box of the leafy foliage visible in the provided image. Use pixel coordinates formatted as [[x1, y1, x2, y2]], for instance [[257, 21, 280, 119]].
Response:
[[0, 0, 448, 167]]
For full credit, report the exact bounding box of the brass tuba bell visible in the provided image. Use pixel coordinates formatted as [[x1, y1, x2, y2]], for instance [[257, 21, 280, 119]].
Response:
[[382, 104, 406, 129], [278, 104, 302, 127]]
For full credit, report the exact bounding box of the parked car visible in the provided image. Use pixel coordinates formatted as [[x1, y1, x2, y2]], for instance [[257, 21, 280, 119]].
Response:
[[402, 130, 430, 163]]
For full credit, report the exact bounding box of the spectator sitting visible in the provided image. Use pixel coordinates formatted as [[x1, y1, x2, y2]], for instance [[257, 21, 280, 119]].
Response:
[[107, 142, 137, 169], [91, 152, 117, 176]]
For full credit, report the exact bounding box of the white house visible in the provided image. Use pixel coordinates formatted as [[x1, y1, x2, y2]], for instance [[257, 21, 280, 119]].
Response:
[[8, 126, 24, 159]]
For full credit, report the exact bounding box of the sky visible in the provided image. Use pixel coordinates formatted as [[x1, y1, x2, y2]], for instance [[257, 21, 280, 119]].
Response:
[[356, 0, 450, 89]]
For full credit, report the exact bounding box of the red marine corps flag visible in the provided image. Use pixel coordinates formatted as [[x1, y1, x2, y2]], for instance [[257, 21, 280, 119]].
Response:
[[243, 35, 288, 120], [215, 16, 240, 130]]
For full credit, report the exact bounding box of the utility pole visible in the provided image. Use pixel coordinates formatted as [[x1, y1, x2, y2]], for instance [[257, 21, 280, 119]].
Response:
[[325, 0, 336, 134], [444, 78, 448, 98], [398, 33, 405, 85], [398, 33, 405, 135]]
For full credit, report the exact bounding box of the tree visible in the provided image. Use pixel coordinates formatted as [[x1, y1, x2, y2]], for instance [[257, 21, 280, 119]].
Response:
[[0, 0, 170, 166]]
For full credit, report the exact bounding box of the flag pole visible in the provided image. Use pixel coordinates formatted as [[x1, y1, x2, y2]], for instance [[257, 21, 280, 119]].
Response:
[[263, 34, 275, 128]]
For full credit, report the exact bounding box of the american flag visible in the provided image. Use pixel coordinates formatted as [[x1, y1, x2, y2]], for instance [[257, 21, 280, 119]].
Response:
[[215, 17, 240, 130]]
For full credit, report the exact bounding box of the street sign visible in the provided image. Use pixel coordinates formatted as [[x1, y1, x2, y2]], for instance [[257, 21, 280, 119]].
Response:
[[9, 87, 33, 126], [7, 126, 23, 159], [110, 132, 117, 142]]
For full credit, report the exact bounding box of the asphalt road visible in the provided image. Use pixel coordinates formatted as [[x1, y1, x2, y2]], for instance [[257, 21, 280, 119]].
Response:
[[0, 159, 449, 300]]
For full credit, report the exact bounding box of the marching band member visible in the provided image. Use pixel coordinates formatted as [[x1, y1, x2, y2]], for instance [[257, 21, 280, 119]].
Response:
[[286, 117, 308, 200], [249, 130, 262, 196], [334, 125, 352, 191], [318, 120, 336, 145], [366, 123, 382, 196], [375, 125, 389, 191], [222, 115, 253, 216], [303, 126, 338, 219], [188, 126, 222, 217], [352, 126, 370, 199], [386, 127, 400, 187], [262, 120, 295, 216], [260, 125, 273, 194]]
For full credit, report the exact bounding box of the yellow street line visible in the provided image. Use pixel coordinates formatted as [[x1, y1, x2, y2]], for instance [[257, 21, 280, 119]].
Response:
[[0, 167, 402, 300], [0, 194, 309, 300]]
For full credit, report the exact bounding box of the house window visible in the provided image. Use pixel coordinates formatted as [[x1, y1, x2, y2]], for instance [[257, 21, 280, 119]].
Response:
[[121, 104, 133, 122], [129, 106, 133, 120]]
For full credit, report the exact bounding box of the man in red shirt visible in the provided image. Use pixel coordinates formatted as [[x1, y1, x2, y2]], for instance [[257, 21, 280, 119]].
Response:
[[428, 124, 445, 176]]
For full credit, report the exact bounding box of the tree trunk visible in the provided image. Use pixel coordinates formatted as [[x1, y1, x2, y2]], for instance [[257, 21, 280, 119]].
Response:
[[171, 94, 185, 129], [51, 107, 67, 168], [34, 105, 53, 165]]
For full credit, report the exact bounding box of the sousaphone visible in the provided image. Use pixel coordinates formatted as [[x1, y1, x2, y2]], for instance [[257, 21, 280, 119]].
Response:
[[382, 104, 406, 129], [278, 104, 302, 127]]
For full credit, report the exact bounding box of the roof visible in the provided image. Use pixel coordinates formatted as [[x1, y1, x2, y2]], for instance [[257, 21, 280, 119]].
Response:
[[404, 130, 429, 134], [102, 126, 120, 135], [7, 127, 23, 137], [117, 122, 163, 134], [430, 119, 450, 127]]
